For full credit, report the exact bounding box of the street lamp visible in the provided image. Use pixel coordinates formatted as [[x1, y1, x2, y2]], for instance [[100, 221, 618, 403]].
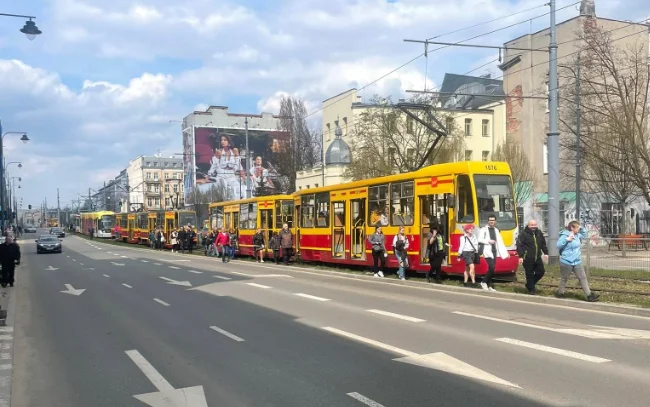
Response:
[[0, 13, 42, 40], [0, 119, 29, 232]]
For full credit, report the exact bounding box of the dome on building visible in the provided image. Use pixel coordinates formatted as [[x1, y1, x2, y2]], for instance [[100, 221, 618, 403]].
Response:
[[325, 123, 351, 165]]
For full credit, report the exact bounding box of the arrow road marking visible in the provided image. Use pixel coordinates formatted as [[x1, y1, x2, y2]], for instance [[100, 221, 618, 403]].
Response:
[[324, 327, 519, 388], [60, 284, 86, 296], [126, 349, 208, 407], [347, 392, 385, 407], [153, 298, 170, 307], [111, 262, 125, 266], [159, 277, 192, 287], [45, 266, 59, 271], [495, 338, 611, 363], [210, 326, 245, 342]]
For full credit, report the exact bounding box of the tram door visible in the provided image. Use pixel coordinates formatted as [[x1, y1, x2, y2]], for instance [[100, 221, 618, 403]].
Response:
[[331, 202, 345, 258], [294, 203, 301, 256], [165, 217, 174, 243], [128, 216, 135, 241], [419, 194, 449, 264], [350, 199, 366, 260], [260, 209, 273, 251]]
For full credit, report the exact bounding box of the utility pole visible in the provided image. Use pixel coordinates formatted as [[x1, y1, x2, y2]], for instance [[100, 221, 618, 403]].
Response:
[[57, 187, 61, 226], [245, 117, 251, 198], [574, 55, 582, 223], [88, 188, 91, 211], [547, 0, 560, 262]]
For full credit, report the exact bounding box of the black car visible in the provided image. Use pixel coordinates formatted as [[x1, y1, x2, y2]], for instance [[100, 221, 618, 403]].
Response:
[[36, 235, 63, 254], [50, 228, 65, 238]]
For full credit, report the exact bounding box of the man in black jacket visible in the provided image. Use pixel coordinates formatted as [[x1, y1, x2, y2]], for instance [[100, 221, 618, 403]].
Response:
[[0, 236, 21, 287], [516, 219, 548, 294]]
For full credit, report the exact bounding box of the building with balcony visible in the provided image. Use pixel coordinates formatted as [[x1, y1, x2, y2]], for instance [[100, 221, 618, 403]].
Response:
[[126, 155, 184, 211]]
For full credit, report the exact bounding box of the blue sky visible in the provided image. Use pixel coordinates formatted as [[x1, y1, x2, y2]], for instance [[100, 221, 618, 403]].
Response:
[[0, 0, 647, 210]]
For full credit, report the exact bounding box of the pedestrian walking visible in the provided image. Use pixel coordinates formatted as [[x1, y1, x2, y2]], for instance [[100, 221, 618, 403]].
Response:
[[557, 220, 599, 302], [269, 231, 281, 264], [178, 227, 187, 253], [478, 215, 510, 291], [426, 223, 445, 284], [171, 229, 179, 253], [279, 223, 293, 265], [228, 228, 238, 260], [0, 236, 21, 287], [517, 219, 548, 294], [392, 226, 409, 281], [216, 228, 230, 263], [457, 224, 479, 287], [367, 226, 387, 278]]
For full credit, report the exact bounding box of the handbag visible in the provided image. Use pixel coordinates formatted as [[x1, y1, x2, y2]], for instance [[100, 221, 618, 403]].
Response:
[[465, 236, 481, 265]]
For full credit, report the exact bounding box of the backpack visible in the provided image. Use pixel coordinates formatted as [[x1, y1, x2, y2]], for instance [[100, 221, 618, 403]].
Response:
[[395, 237, 406, 252]]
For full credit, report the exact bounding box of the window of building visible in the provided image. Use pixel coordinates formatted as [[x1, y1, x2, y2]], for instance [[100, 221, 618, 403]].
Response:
[[146, 161, 150, 166], [326, 123, 331, 141], [482, 119, 489, 137], [388, 148, 396, 170], [165, 198, 171, 207], [368, 184, 389, 226], [173, 184, 178, 192], [164, 162, 168, 167], [456, 174, 475, 223], [464, 118, 472, 136], [165, 173, 169, 179], [314, 183, 319, 188], [155, 198, 160, 206], [164, 185, 169, 193], [543, 144, 548, 174], [153, 162, 157, 167], [172, 173, 177, 179], [390, 181, 414, 226], [301, 194, 315, 227], [406, 116, 414, 134], [146, 172, 151, 180], [465, 150, 472, 161], [315, 192, 330, 227], [154, 185, 160, 193], [148, 198, 153, 207], [446, 117, 454, 134], [482, 151, 489, 161]]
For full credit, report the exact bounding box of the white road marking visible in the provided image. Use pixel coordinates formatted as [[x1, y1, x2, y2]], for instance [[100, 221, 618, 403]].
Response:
[[122, 283, 133, 289], [0, 336, 13, 341], [231, 271, 293, 278], [125, 350, 174, 392], [367, 309, 425, 323], [495, 338, 611, 363], [113, 253, 120, 256], [232, 271, 256, 277], [154, 263, 162, 266], [169, 266, 180, 270], [294, 293, 331, 302], [0, 327, 13, 332], [347, 392, 385, 407], [213, 275, 231, 280], [80, 263, 84, 266], [209, 326, 245, 342], [453, 311, 629, 339], [71, 259, 77, 262], [121, 256, 128, 258], [141, 260, 149, 263], [187, 270, 202, 274], [0, 364, 12, 370], [159, 277, 192, 287], [0, 344, 11, 350], [66, 255, 70, 257], [153, 298, 170, 307], [103, 274, 110, 278], [246, 283, 272, 289], [0, 353, 10, 360], [322, 327, 417, 357], [60, 284, 86, 296]]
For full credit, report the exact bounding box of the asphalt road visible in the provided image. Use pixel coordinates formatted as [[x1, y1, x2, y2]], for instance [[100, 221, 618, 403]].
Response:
[[9, 230, 650, 407]]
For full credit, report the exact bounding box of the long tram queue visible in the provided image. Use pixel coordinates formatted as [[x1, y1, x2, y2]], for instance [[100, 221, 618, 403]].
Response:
[[208, 161, 519, 279]]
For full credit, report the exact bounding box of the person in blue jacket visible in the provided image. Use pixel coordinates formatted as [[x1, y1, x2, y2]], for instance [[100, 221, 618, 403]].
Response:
[[556, 220, 599, 302]]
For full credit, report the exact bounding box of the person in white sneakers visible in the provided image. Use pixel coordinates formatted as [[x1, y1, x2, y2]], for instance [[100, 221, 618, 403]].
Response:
[[478, 215, 509, 291], [367, 226, 387, 278]]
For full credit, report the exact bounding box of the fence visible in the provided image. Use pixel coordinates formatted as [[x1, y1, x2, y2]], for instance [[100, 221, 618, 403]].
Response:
[[581, 236, 650, 274]]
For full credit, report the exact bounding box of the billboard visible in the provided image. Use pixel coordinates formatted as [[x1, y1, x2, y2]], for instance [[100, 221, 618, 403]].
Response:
[[183, 126, 289, 202]]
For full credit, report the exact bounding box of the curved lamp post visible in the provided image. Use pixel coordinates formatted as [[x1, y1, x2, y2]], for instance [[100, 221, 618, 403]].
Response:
[[0, 13, 42, 40]]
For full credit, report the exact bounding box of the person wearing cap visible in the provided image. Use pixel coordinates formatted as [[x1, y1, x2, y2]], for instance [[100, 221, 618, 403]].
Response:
[[0, 236, 21, 287], [457, 224, 479, 287]]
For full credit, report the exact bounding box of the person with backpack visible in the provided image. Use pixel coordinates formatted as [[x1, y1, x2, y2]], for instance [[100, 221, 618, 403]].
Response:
[[426, 223, 446, 284], [457, 224, 479, 287], [557, 220, 599, 302], [478, 215, 510, 291], [367, 226, 387, 278], [392, 226, 409, 281]]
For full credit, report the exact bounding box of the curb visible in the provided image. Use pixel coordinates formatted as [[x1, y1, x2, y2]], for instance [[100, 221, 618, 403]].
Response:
[[0, 271, 17, 407], [73, 235, 650, 319]]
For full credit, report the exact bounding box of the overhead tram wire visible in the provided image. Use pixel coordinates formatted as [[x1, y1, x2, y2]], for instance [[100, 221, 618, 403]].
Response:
[[302, 2, 571, 121]]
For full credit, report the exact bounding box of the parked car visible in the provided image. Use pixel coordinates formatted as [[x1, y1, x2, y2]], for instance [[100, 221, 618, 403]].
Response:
[[36, 235, 63, 254], [50, 227, 66, 238]]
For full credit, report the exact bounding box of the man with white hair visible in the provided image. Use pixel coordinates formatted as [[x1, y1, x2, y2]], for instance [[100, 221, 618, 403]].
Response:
[[0, 235, 21, 287], [516, 219, 548, 295]]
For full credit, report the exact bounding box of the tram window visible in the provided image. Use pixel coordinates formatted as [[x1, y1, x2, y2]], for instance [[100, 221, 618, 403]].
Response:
[[275, 201, 282, 228], [333, 202, 345, 227], [456, 174, 475, 223], [216, 207, 224, 229], [315, 193, 330, 228], [390, 181, 414, 226], [239, 204, 249, 229], [368, 184, 389, 227], [301, 195, 315, 227], [120, 216, 128, 228], [248, 203, 257, 230], [276, 200, 293, 228]]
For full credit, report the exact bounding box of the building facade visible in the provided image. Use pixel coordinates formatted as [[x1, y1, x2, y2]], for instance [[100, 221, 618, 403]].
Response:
[[92, 169, 128, 212], [126, 155, 185, 211]]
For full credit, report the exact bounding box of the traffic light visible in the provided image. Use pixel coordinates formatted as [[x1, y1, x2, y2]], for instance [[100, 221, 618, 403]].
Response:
[[28, 204, 32, 210]]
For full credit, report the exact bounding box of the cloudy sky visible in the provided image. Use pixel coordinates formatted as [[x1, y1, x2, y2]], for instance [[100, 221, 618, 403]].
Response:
[[0, 0, 647, 209]]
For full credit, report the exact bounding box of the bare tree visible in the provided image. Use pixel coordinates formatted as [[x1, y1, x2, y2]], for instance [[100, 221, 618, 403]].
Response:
[[492, 140, 536, 205], [275, 96, 322, 193], [186, 183, 233, 224], [343, 95, 465, 181], [559, 24, 650, 208]]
